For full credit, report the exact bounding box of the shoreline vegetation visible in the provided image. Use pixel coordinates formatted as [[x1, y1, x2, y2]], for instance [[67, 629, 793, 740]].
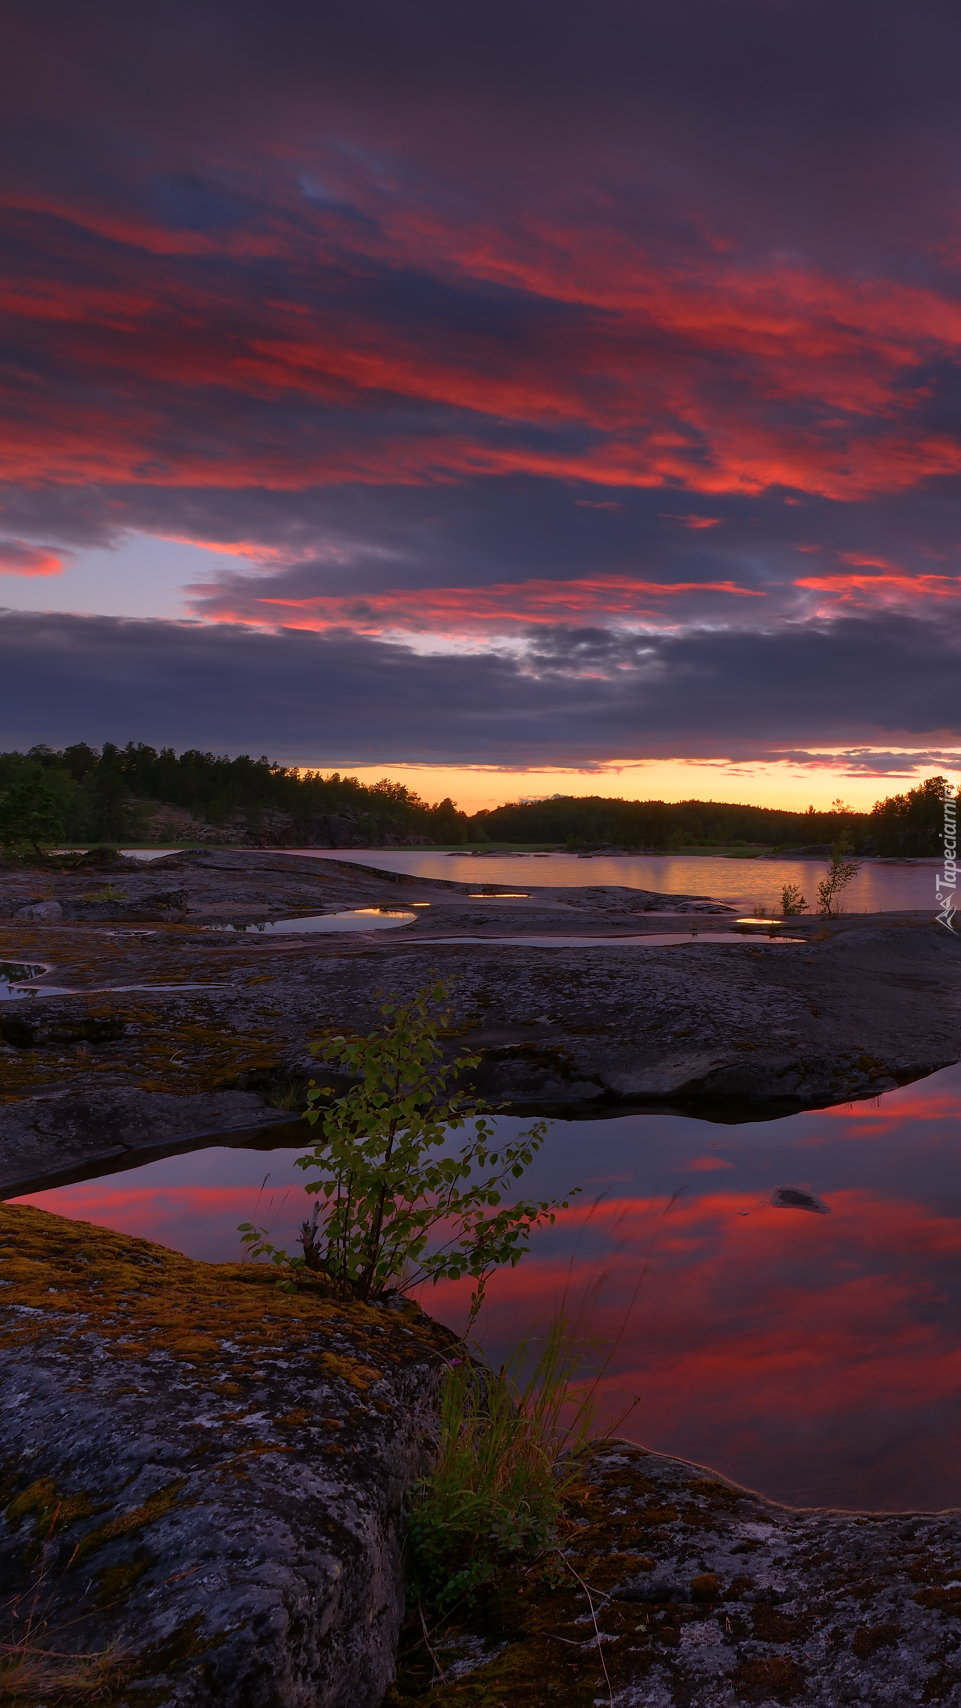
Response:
[[0, 742, 952, 859]]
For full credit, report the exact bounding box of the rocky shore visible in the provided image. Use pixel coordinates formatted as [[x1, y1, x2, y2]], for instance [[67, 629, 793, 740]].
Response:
[[6, 1202, 961, 1707], [1, 848, 959, 1197], [389, 1441, 961, 1707]]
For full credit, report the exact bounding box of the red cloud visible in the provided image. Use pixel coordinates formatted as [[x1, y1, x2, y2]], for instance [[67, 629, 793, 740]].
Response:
[[796, 571, 961, 607], [837, 552, 904, 571], [5, 177, 961, 507], [660, 514, 724, 529], [190, 573, 765, 632], [0, 538, 66, 576]]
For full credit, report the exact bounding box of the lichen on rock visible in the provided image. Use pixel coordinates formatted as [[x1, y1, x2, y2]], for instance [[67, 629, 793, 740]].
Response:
[[388, 1445, 961, 1707], [0, 1203, 455, 1707]]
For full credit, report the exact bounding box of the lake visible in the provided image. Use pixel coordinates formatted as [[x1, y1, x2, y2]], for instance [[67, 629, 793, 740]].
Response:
[[13, 1059, 961, 1514], [281, 848, 939, 916]]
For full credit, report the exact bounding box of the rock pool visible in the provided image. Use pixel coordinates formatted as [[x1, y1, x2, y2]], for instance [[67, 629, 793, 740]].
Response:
[[14, 1059, 961, 1513]]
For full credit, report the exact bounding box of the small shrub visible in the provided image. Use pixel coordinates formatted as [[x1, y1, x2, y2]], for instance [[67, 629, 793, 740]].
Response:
[[780, 883, 808, 915], [0, 779, 65, 858], [240, 980, 577, 1306], [816, 838, 861, 914]]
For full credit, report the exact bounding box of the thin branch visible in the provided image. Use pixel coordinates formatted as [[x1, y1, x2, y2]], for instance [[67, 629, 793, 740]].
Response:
[[418, 1599, 448, 1686], [559, 1553, 614, 1707]]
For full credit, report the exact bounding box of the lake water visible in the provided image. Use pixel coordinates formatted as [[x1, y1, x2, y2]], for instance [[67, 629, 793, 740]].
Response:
[[14, 1061, 961, 1513], [281, 849, 939, 916], [117, 846, 939, 914]]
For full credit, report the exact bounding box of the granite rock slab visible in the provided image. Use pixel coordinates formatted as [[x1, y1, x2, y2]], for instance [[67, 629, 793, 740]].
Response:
[[394, 1443, 961, 1706], [0, 1203, 453, 1707]]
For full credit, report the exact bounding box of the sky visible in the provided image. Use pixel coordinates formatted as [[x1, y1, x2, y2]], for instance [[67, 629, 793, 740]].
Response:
[[4, 0, 961, 810]]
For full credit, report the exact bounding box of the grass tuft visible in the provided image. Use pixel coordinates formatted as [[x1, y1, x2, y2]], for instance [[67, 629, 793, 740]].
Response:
[[0, 1640, 127, 1703], [405, 1301, 614, 1612]]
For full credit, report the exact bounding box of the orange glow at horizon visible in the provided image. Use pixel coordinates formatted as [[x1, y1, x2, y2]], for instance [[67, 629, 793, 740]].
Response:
[[290, 755, 958, 815]]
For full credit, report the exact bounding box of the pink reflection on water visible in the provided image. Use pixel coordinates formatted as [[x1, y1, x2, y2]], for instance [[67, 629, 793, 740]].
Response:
[[14, 1065, 961, 1510], [423, 1185, 961, 1508]]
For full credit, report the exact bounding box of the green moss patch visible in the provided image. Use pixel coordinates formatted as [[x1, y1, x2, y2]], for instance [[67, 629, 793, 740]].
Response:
[[0, 1202, 445, 1374]]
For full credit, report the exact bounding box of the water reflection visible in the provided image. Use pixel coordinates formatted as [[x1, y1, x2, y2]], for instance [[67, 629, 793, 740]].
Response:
[[12, 1064, 961, 1511], [108, 846, 939, 912], [418, 932, 805, 947], [0, 962, 48, 1001], [203, 907, 417, 935], [291, 848, 936, 916]]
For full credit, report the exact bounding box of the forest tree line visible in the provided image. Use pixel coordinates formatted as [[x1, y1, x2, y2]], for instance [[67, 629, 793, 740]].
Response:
[[0, 741, 952, 856]]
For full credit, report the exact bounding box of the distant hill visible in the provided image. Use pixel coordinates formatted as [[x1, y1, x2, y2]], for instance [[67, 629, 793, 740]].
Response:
[[472, 778, 951, 857]]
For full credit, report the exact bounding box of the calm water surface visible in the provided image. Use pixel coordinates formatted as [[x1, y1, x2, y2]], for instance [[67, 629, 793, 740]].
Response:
[[119, 846, 938, 913], [282, 849, 938, 916], [15, 1064, 961, 1512]]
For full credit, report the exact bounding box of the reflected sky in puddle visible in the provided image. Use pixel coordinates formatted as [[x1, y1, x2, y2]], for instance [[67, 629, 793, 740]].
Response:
[[12, 1065, 961, 1511], [204, 908, 416, 934], [0, 963, 48, 1000], [417, 932, 805, 947]]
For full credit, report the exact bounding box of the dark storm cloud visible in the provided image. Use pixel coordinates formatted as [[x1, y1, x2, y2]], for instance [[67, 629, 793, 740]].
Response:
[[8, 0, 961, 259], [1, 610, 959, 764]]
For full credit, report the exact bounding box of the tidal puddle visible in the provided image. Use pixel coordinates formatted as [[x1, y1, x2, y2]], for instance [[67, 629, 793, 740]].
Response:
[[416, 932, 805, 947], [1, 977, 230, 999], [12, 1063, 961, 1511], [0, 962, 49, 1000], [203, 907, 417, 935]]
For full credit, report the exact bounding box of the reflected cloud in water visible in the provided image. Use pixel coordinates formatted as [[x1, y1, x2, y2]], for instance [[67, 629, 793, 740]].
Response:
[[13, 1064, 961, 1510]]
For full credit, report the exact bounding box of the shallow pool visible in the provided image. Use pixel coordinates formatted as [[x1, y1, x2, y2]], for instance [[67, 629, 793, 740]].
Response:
[[13, 1062, 961, 1512], [416, 931, 804, 948], [0, 962, 48, 1001], [204, 907, 417, 934]]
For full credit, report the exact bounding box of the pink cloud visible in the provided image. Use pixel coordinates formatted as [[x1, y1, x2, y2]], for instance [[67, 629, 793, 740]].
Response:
[[189, 572, 766, 633], [796, 571, 961, 609], [660, 513, 724, 529], [0, 538, 67, 577]]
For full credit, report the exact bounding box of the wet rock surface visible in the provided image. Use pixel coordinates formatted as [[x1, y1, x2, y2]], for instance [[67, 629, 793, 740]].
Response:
[[1, 850, 958, 1195], [390, 1444, 961, 1707], [0, 1202, 454, 1708]]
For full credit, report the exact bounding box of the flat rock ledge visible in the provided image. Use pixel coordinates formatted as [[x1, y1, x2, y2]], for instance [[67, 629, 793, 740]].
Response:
[[0, 1203, 454, 1708], [392, 1445, 961, 1707]]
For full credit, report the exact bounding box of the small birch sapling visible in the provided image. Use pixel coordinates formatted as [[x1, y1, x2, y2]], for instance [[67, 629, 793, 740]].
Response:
[[240, 980, 577, 1309]]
